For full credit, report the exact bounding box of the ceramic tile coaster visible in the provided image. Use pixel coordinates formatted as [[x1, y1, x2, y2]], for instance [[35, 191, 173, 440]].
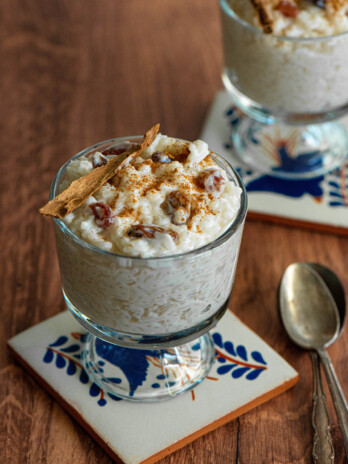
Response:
[[201, 91, 348, 234], [8, 310, 298, 464]]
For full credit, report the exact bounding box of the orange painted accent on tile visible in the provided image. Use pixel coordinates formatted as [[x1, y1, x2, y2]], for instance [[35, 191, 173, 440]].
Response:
[[215, 347, 267, 370], [313, 197, 322, 203]]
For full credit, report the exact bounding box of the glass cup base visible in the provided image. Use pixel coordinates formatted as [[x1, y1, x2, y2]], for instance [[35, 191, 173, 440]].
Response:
[[64, 289, 230, 349], [232, 117, 348, 180], [82, 333, 215, 402]]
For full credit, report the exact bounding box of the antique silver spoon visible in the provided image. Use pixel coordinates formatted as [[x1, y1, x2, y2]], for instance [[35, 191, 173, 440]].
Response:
[[280, 262, 348, 462]]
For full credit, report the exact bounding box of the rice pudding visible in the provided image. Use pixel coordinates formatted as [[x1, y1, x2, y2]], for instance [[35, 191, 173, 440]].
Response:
[[60, 134, 242, 258], [51, 133, 246, 337], [220, 0, 348, 113]]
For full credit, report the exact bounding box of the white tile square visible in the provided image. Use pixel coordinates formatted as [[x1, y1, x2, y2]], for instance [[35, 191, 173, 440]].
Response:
[[8, 310, 298, 464]]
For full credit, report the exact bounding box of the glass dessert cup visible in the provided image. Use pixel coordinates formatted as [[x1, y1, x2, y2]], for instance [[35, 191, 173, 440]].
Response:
[[50, 136, 248, 402], [220, 0, 348, 179]]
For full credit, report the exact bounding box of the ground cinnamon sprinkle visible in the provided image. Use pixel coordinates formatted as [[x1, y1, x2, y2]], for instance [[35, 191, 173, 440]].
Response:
[[327, 0, 346, 13], [52, 131, 242, 257], [104, 147, 223, 232]]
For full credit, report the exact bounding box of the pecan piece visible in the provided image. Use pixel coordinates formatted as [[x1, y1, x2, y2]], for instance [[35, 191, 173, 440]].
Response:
[[165, 191, 191, 226], [90, 202, 115, 229], [196, 169, 226, 193], [127, 224, 178, 242], [151, 151, 175, 164], [92, 152, 108, 168]]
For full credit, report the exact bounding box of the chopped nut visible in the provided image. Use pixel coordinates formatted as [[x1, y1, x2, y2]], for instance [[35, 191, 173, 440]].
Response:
[[165, 191, 191, 225], [127, 224, 178, 242], [196, 169, 226, 194], [90, 202, 115, 229], [151, 151, 175, 164]]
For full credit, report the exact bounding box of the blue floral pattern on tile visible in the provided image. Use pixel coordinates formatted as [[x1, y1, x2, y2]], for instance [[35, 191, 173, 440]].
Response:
[[212, 333, 267, 381], [43, 331, 268, 406], [225, 106, 348, 207], [43, 333, 122, 406]]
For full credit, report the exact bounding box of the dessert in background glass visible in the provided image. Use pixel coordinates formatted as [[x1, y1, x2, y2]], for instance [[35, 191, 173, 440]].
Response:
[[219, 0, 348, 179], [49, 133, 247, 401]]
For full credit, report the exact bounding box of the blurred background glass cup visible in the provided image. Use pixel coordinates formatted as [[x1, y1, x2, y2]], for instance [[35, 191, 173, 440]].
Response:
[[219, 0, 348, 179]]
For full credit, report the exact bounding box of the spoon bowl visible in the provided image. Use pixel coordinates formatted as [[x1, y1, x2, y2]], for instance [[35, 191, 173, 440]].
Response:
[[280, 262, 340, 350]]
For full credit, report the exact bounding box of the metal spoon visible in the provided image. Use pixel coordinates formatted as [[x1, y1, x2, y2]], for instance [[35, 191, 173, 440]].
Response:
[[280, 262, 348, 461], [280, 262, 336, 463]]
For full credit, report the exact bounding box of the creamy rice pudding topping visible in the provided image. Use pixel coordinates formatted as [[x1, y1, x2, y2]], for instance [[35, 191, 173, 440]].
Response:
[[60, 134, 242, 258]]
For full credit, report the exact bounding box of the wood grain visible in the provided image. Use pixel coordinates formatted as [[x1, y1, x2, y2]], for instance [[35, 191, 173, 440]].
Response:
[[0, 1, 347, 463]]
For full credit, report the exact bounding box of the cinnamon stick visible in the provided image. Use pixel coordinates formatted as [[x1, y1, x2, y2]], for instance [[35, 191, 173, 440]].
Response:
[[40, 124, 160, 219]]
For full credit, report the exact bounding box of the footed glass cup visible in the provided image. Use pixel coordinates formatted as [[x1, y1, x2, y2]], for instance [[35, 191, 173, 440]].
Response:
[[51, 136, 247, 402], [220, 0, 348, 179]]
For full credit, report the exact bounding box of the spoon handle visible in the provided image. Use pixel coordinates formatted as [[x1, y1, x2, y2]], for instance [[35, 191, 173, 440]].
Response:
[[317, 348, 348, 456], [311, 351, 335, 463]]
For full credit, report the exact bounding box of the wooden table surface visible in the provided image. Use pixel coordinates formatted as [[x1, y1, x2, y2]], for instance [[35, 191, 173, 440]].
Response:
[[1, 1, 348, 463]]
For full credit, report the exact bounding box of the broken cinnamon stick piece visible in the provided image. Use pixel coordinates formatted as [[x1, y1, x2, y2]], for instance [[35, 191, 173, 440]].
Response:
[[250, 0, 274, 33], [39, 124, 160, 219]]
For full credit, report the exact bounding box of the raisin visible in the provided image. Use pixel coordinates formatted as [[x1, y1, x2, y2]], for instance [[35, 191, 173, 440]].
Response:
[[90, 202, 115, 229], [127, 224, 178, 242], [165, 191, 191, 225], [277, 0, 300, 17], [196, 169, 225, 193], [151, 151, 175, 164], [92, 153, 108, 168]]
